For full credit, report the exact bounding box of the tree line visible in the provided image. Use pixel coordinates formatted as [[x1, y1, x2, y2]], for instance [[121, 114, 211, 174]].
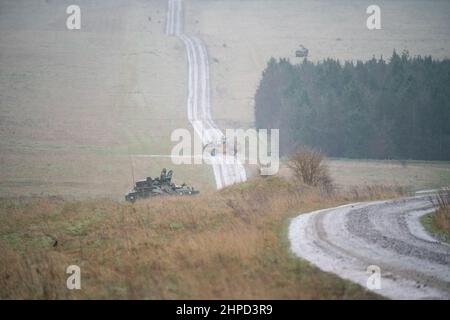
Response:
[[255, 52, 450, 160]]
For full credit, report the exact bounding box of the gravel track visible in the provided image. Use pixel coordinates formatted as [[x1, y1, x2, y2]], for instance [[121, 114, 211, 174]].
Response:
[[289, 195, 450, 299], [165, 0, 247, 189]]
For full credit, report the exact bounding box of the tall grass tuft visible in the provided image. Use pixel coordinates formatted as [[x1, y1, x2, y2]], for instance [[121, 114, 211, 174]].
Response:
[[431, 187, 450, 231]]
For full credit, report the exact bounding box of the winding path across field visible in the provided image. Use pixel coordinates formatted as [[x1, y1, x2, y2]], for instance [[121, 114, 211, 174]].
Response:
[[289, 195, 450, 299], [165, 0, 247, 189]]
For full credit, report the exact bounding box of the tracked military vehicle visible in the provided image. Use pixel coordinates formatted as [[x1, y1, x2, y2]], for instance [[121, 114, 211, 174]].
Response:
[[295, 44, 309, 58], [125, 168, 199, 202]]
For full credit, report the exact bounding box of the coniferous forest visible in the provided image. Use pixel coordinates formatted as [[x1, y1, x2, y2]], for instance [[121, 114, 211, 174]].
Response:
[[255, 51, 450, 160]]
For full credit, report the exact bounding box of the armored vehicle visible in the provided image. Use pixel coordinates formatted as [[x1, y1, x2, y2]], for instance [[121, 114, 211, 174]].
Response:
[[125, 168, 199, 202], [295, 45, 309, 58]]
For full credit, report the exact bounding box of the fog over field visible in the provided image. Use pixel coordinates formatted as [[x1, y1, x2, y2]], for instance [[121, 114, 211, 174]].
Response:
[[188, 0, 450, 125], [0, 0, 449, 198], [1, 0, 450, 302]]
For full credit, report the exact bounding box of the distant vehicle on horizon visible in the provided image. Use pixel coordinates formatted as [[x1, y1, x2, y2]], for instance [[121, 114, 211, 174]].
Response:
[[296, 45, 309, 58]]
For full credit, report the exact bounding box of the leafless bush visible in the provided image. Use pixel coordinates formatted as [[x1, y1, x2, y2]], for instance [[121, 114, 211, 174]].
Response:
[[435, 187, 450, 209], [287, 147, 333, 192]]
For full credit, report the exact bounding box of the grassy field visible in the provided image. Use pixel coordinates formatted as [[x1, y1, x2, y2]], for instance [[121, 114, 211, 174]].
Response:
[[0, 176, 404, 299], [327, 159, 450, 192], [0, 0, 215, 199], [274, 159, 450, 193], [1, 0, 450, 199]]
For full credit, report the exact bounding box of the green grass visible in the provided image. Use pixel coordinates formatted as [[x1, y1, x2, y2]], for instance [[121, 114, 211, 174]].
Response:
[[421, 212, 450, 243]]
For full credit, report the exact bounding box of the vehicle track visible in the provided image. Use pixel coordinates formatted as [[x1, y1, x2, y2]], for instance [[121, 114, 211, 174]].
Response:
[[165, 0, 247, 189], [289, 195, 450, 299]]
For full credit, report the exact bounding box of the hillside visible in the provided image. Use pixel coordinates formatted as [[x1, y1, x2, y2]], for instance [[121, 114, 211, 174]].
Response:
[[0, 176, 402, 299]]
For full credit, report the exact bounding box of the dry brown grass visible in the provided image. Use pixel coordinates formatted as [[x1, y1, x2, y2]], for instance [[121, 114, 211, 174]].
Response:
[[0, 177, 403, 299], [432, 187, 450, 232]]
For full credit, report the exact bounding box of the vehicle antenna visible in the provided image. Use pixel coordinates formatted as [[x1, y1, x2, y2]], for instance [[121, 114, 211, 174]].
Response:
[[128, 148, 135, 185]]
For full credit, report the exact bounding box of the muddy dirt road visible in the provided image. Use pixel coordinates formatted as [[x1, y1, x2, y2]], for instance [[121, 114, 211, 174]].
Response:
[[289, 195, 450, 299]]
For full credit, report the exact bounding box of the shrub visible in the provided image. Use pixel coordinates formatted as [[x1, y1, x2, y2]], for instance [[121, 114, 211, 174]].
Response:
[[287, 147, 333, 192]]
